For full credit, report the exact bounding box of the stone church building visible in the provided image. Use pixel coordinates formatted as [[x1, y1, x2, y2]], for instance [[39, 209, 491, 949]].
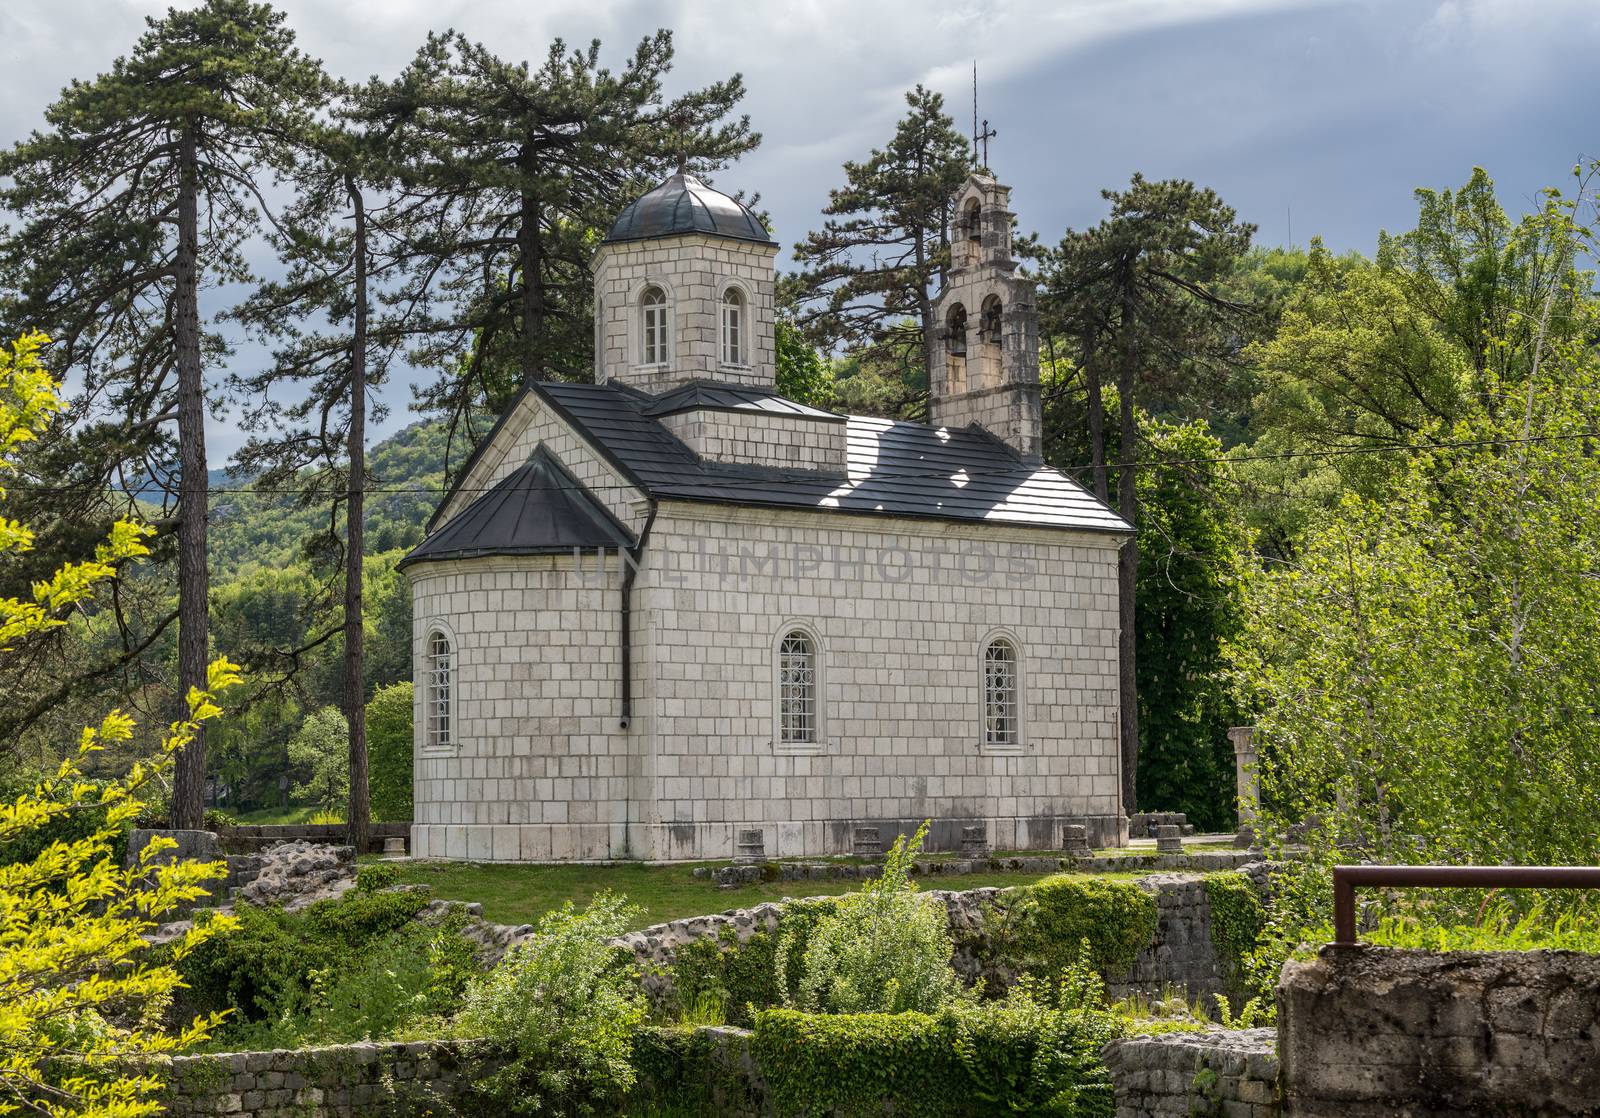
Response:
[[401, 168, 1132, 862]]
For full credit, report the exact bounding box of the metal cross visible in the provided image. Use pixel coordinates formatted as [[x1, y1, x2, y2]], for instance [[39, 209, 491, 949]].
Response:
[[978, 119, 997, 167]]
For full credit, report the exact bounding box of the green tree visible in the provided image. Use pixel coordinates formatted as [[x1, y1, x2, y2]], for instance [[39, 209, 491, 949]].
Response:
[[1239, 169, 1581, 555], [389, 29, 757, 439], [229, 76, 427, 852], [0, 331, 241, 1116], [1044, 380, 1251, 826], [0, 0, 327, 827], [774, 316, 833, 407], [784, 86, 970, 397], [1231, 184, 1600, 870], [287, 706, 350, 813], [366, 681, 413, 823], [1134, 418, 1249, 828], [1043, 175, 1258, 810]]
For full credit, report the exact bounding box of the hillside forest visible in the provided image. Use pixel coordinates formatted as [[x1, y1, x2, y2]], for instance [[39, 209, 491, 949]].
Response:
[[4, 1, 1599, 864]]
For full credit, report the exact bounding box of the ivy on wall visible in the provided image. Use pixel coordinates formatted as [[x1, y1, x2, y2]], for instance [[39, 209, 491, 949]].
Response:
[[1203, 872, 1267, 988], [1007, 876, 1159, 980]]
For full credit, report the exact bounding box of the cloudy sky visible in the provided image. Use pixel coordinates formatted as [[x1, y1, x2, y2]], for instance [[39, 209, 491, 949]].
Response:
[[2, 0, 1596, 461]]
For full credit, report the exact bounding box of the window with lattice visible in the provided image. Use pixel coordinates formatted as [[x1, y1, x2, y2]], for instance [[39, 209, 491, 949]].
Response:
[[983, 638, 1019, 748], [778, 629, 817, 745]]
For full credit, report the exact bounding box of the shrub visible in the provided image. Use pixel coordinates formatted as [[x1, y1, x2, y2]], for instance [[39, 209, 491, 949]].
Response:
[[778, 822, 962, 1015], [454, 893, 646, 1116], [367, 681, 414, 822], [178, 886, 453, 1048], [753, 978, 1120, 1118], [952, 970, 1119, 1117], [1008, 875, 1158, 980], [355, 861, 402, 893]]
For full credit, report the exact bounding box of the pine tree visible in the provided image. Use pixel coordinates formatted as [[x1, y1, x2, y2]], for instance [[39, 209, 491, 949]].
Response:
[[0, 0, 327, 827], [1043, 175, 1257, 813], [229, 84, 413, 851], [784, 86, 970, 406], [382, 29, 757, 463]]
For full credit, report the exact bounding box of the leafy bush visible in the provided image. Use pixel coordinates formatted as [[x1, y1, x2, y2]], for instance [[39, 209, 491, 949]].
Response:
[[454, 893, 646, 1116], [953, 975, 1118, 1117], [356, 861, 402, 893], [367, 681, 414, 822], [754, 976, 1119, 1118], [1008, 875, 1158, 980], [178, 886, 462, 1048], [778, 822, 962, 1014]]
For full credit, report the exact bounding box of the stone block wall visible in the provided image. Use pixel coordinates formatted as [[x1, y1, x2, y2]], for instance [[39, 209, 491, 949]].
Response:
[[1278, 946, 1600, 1117], [592, 232, 779, 393], [409, 552, 633, 862], [1104, 1029, 1279, 1118], [158, 1040, 497, 1118], [658, 407, 846, 472], [633, 501, 1123, 861]]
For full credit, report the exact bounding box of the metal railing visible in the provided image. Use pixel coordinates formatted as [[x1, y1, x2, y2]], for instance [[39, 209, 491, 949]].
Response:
[[1331, 864, 1600, 945]]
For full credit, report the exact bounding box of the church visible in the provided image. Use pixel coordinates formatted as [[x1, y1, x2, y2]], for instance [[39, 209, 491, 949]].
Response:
[[400, 167, 1132, 862]]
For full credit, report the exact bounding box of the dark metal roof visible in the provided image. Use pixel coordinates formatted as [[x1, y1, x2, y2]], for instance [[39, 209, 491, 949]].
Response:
[[603, 172, 775, 246], [401, 445, 634, 569], [643, 380, 845, 422], [524, 381, 1132, 534]]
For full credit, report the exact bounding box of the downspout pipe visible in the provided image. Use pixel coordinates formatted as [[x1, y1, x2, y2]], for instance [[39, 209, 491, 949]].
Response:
[[619, 501, 657, 730]]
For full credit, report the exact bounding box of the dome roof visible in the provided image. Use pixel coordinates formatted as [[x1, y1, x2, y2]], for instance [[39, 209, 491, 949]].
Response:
[[603, 172, 774, 246]]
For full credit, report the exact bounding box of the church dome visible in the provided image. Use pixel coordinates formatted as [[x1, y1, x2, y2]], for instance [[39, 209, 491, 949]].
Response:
[[603, 171, 775, 246]]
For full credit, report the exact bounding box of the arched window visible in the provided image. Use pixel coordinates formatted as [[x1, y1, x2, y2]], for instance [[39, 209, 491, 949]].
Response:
[[945, 303, 968, 357], [720, 288, 746, 366], [983, 637, 1019, 748], [963, 197, 982, 241], [425, 629, 454, 750], [777, 628, 818, 745], [640, 286, 668, 366], [980, 294, 1004, 343]]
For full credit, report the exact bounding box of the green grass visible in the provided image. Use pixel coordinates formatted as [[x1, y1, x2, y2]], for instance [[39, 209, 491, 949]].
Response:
[[383, 860, 1063, 931], [228, 804, 327, 825]]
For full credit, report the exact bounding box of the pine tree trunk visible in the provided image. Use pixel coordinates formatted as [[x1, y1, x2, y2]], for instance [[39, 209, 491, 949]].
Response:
[[913, 229, 936, 399], [1082, 332, 1109, 503], [344, 179, 370, 853], [518, 179, 543, 387], [171, 123, 209, 831], [1116, 280, 1140, 819]]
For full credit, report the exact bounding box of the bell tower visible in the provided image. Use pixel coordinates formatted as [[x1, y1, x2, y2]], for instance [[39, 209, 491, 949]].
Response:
[[928, 171, 1042, 464]]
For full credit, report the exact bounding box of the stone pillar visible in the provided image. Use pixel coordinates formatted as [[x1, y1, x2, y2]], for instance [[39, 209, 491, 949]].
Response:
[[1228, 726, 1259, 833]]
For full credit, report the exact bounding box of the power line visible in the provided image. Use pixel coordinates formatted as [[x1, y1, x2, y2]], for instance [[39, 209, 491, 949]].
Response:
[[4, 426, 1595, 499]]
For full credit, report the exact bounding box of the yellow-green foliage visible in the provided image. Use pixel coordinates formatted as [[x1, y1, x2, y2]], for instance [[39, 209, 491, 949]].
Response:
[[0, 332, 242, 1117]]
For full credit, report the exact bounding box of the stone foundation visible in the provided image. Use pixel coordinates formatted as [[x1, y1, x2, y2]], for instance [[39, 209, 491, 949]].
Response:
[[157, 1040, 494, 1117], [410, 813, 1128, 864], [1104, 1029, 1279, 1117], [1278, 946, 1600, 1117], [701, 848, 1266, 886]]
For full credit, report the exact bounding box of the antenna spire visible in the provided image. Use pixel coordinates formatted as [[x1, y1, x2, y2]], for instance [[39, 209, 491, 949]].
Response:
[[971, 62, 997, 170], [972, 61, 979, 168]]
